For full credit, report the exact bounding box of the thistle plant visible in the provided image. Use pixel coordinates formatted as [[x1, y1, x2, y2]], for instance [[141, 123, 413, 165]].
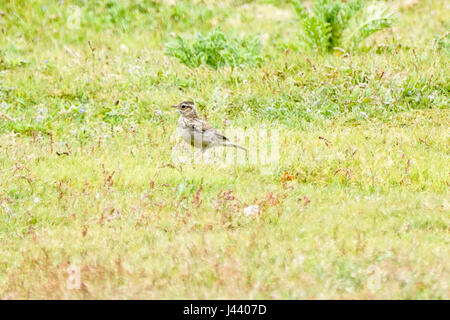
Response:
[[293, 0, 395, 52]]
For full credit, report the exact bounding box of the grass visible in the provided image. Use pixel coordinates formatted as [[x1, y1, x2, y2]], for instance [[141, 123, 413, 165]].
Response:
[[0, 0, 449, 299]]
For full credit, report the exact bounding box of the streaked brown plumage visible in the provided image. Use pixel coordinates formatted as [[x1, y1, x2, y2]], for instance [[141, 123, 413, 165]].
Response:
[[171, 101, 247, 152]]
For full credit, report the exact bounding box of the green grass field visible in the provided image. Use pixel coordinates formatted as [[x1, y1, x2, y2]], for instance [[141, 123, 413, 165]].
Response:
[[0, 0, 448, 299]]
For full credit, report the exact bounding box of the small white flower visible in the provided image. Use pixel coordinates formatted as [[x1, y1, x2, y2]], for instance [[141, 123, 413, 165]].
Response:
[[120, 44, 129, 53]]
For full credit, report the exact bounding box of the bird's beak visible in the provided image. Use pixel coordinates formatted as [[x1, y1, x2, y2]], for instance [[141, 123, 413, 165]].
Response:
[[170, 105, 178, 108]]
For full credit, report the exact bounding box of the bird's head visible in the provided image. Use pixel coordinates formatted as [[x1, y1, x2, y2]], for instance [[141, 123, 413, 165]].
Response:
[[171, 101, 198, 119]]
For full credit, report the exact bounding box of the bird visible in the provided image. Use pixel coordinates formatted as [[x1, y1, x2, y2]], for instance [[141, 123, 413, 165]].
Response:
[[171, 101, 247, 153]]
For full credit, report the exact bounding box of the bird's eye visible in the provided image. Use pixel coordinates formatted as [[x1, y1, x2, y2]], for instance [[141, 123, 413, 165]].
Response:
[[181, 105, 186, 109]]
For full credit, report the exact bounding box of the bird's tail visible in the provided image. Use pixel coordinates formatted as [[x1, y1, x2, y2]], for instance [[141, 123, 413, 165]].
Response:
[[224, 142, 247, 153]]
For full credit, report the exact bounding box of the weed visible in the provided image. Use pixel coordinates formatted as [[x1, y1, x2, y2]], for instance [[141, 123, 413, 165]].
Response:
[[166, 29, 261, 69]]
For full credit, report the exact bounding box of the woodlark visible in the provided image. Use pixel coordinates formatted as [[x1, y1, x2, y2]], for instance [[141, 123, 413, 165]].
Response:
[[171, 101, 247, 153]]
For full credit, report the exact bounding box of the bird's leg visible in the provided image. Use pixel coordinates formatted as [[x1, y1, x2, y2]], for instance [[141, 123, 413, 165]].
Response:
[[193, 148, 202, 164], [201, 148, 206, 163]]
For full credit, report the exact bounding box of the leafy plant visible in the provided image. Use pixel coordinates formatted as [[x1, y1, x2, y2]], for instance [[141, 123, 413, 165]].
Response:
[[293, 0, 395, 52], [434, 32, 450, 56], [166, 29, 261, 69], [346, 4, 396, 49]]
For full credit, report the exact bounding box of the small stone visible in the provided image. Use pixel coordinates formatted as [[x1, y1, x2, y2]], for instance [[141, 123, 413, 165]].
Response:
[[243, 205, 260, 217]]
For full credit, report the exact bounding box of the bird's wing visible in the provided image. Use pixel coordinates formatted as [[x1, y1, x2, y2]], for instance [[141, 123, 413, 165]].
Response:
[[190, 119, 213, 133], [212, 131, 229, 142], [189, 119, 229, 142]]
